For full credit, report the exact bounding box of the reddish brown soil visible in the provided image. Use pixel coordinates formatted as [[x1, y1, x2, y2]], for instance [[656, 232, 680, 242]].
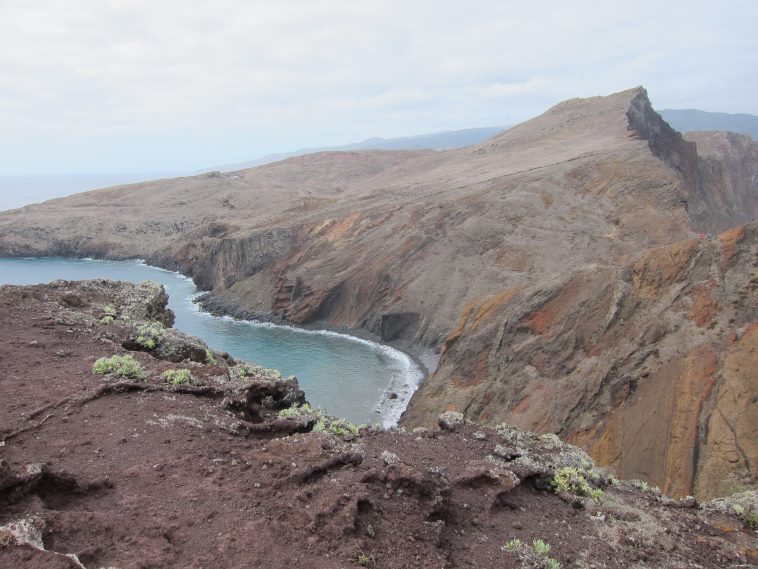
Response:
[[1, 282, 756, 568]]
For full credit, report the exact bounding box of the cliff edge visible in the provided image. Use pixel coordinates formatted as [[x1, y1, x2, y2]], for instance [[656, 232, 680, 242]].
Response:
[[1, 280, 756, 568]]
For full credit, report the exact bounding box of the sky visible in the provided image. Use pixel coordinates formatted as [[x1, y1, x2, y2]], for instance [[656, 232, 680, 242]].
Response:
[[1, 0, 757, 175]]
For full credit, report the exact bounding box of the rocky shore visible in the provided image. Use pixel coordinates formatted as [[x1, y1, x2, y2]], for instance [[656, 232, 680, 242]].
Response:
[[196, 289, 440, 374], [196, 288, 438, 427], [1, 279, 757, 568]]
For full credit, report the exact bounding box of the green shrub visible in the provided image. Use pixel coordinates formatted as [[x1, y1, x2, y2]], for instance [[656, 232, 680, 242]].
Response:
[[231, 363, 283, 380], [205, 349, 220, 365], [136, 323, 164, 350], [356, 549, 374, 567], [278, 403, 320, 419], [314, 416, 360, 436], [162, 368, 192, 385], [100, 315, 114, 324], [503, 538, 522, 552], [234, 363, 265, 377], [278, 405, 360, 436], [553, 467, 604, 503], [503, 537, 561, 568], [742, 510, 758, 529], [92, 355, 145, 380]]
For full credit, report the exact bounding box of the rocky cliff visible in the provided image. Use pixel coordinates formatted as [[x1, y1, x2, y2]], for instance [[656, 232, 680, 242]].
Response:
[[404, 223, 758, 499], [0, 87, 756, 499], [685, 131, 758, 231]]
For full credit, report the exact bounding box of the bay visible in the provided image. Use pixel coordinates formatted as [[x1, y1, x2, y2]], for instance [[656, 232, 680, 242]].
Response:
[[0, 257, 423, 426]]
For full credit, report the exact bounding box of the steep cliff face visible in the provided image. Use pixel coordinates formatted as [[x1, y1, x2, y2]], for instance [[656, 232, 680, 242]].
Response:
[[0, 87, 756, 498], [404, 224, 757, 499], [149, 224, 294, 291], [686, 131, 758, 231], [626, 89, 699, 193]]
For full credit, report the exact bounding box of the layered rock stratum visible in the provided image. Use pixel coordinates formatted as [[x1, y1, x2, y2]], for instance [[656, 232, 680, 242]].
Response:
[[0, 280, 756, 568], [0, 87, 756, 500]]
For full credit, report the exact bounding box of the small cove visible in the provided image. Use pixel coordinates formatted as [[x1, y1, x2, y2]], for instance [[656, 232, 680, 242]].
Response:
[[0, 257, 425, 426]]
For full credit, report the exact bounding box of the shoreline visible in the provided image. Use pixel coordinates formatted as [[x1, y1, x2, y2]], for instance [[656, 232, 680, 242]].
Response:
[[0, 255, 437, 426], [195, 290, 439, 375], [194, 289, 439, 426], [128, 258, 436, 425]]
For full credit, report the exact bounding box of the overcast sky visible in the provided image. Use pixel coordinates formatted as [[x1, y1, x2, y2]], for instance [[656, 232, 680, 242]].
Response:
[[1, 0, 756, 175]]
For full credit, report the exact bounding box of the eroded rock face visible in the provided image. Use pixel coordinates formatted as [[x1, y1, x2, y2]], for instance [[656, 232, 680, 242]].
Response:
[[686, 131, 758, 232], [404, 224, 758, 499]]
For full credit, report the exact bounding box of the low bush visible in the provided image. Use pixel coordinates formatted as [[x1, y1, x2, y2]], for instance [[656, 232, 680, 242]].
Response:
[[231, 363, 283, 380], [356, 549, 374, 567], [553, 466, 604, 503], [279, 405, 360, 436], [736, 507, 758, 529], [205, 349, 220, 365], [162, 368, 192, 385], [630, 479, 661, 494], [532, 539, 551, 555], [92, 355, 145, 380], [502, 537, 561, 568], [314, 416, 360, 436], [136, 323, 164, 350], [278, 403, 320, 420], [503, 538, 522, 552]]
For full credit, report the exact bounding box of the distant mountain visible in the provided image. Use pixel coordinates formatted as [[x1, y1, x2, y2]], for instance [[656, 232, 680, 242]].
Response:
[[660, 109, 758, 140], [202, 126, 508, 173]]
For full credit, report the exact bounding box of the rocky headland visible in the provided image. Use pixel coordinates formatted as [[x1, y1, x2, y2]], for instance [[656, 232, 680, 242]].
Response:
[[1, 280, 756, 568], [0, 86, 756, 502]]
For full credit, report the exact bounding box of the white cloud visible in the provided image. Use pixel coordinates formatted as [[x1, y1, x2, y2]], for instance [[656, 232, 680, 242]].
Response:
[[0, 0, 756, 173]]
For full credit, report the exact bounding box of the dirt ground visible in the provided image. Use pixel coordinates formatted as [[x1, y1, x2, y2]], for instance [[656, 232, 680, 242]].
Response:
[[1, 280, 756, 568]]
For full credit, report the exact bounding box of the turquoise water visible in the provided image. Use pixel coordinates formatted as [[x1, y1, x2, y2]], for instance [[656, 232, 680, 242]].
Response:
[[0, 257, 423, 425]]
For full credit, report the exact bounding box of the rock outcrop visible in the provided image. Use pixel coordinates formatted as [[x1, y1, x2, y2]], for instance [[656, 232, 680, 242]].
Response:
[[0, 87, 756, 499]]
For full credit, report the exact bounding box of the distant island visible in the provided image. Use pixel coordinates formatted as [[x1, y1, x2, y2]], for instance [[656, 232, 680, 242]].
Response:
[[660, 108, 758, 140]]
